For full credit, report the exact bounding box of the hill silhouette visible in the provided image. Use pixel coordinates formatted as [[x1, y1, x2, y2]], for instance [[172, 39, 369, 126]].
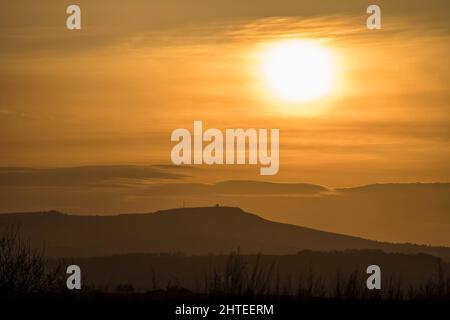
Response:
[[1, 174, 448, 246], [0, 206, 449, 260]]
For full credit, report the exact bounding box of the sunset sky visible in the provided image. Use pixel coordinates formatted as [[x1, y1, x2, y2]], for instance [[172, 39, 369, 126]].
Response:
[[1, 0, 449, 188]]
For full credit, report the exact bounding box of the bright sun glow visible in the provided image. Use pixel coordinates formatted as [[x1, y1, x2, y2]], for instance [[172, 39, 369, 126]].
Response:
[[262, 40, 335, 103]]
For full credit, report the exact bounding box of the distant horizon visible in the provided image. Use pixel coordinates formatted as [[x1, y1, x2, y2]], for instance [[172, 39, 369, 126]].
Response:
[[2, 204, 450, 248], [1, 190, 449, 248], [1, 164, 449, 188], [2, 205, 449, 253], [1, 164, 449, 245]]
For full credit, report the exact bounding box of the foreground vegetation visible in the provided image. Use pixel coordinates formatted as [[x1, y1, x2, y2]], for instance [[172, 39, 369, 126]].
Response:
[[1, 229, 449, 300]]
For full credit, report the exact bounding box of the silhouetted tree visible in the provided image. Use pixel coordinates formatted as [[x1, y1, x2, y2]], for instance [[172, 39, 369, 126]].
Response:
[[0, 227, 64, 298]]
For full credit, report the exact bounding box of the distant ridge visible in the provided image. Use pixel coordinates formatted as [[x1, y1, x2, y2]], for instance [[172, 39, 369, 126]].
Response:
[[0, 206, 449, 260], [337, 182, 450, 193]]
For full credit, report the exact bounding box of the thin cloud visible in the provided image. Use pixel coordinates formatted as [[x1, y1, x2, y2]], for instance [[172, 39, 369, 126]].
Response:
[[0, 165, 188, 187]]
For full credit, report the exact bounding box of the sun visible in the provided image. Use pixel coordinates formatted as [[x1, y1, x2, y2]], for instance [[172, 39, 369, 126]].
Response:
[[262, 40, 335, 103]]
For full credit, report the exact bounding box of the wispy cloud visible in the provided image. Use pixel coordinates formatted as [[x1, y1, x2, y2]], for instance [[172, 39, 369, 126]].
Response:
[[0, 165, 188, 187]]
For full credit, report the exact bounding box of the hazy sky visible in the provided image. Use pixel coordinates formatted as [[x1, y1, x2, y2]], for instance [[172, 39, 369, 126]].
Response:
[[1, 0, 449, 186]]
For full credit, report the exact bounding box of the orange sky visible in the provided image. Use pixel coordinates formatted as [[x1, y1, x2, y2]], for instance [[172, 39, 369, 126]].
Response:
[[1, 0, 449, 187]]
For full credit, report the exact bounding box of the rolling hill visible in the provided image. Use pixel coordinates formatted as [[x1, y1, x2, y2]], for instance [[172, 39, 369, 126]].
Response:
[[0, 206, 449, 260]]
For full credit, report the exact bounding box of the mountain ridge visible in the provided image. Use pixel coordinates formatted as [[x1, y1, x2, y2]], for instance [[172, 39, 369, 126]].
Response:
[[0, 206, 449, 260]]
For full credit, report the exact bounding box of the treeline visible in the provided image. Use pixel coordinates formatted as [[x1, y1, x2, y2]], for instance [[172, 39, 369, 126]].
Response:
[[1, 229, 450, 300]]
